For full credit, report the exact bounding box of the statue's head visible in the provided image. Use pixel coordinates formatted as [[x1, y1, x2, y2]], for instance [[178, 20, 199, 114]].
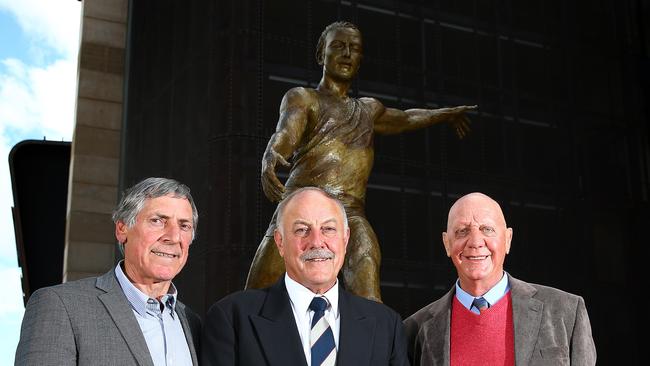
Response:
[[316, 21, 363, 81]]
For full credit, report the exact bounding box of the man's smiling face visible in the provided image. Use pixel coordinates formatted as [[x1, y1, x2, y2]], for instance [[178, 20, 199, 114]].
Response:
[[274, 189, 349, 294], [442, 193, 512, 294], [117, 194, 194, 288]]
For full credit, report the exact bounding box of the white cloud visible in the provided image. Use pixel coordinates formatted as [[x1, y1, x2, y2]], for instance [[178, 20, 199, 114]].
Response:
[[0, 2, 81, 364], [0, 0, 81, 266], [0, 58, 77, 140], [0, 266, 24, 366], [0, 0, 81, 140], [0, 0, 82, 59], [0, 267, 24, 314]]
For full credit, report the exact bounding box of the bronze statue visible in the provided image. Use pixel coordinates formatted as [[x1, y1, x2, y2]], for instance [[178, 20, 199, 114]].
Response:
[[245, 21, 476, 302]]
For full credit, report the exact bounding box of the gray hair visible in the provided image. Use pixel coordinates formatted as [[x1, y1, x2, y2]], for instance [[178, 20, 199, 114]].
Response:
[[315, 21, 361, 65], [275, 187, 349, 236], [113, 178, 198, 252]]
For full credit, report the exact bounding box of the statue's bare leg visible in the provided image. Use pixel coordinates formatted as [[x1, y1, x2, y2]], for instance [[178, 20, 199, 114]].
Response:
[[245, 210, 285, 289], [342, 215, 382, 302]]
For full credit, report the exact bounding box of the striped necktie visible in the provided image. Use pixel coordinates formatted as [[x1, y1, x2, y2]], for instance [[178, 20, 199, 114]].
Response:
[[472, 296, 489, 313], [309, 296, 336, 366]]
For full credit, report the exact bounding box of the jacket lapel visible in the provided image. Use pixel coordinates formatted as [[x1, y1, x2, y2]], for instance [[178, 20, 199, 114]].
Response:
[[96, 270, 154, 366], [176, 302, 199, 365], [509, 275, 543, 366], [337, 286, 376, 366], [423, 288, 453, 366], [250, 279, 307, 366]]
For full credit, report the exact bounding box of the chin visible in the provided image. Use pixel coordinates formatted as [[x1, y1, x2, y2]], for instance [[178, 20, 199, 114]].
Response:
[[306, 275, 335, 286], [153, 268, 180, 281]]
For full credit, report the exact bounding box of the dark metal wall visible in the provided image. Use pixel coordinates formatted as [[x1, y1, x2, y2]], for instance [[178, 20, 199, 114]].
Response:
[[122, 0, 649, 363]]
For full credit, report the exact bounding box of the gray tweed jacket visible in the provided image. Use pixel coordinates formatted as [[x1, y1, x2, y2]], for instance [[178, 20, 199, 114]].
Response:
[[403, 274, 596, 366], [14, 269, 201, 366]]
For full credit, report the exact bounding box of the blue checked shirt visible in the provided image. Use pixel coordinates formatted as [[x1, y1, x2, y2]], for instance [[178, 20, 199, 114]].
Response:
[[115, 262, 193, 366]]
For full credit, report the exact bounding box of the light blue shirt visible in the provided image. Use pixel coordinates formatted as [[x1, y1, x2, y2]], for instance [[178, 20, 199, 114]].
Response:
[[455, 271, 511, 314], [115, 262, 193, 366]]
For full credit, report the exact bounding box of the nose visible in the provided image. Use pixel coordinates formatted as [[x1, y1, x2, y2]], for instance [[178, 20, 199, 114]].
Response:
[[162, 222, 182, 243], [343, 44, 351, 57], [307, 229, 327, 249], [466, 227, 485, 249]]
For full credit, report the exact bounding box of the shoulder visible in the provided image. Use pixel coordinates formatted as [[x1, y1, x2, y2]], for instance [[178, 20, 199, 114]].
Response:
[[511, 276, 587, 316], [344, 291, 401, 322], [358, 96, 381, 105], [358, 96, 385, 113], [530, 282, 584, 308], [512, 276, 583, 304], [403, 295, 448, 328], [21, 276, 104, 331], [282, 87, 318, 104], [207, 287, 270, 315], [28, 276, 100, 304]]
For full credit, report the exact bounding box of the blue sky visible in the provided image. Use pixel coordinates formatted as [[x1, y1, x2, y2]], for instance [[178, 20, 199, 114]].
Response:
[[0, 1, 81, 364]]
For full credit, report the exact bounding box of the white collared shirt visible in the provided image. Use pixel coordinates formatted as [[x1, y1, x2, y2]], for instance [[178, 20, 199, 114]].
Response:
[[284, 274, 340, 366]]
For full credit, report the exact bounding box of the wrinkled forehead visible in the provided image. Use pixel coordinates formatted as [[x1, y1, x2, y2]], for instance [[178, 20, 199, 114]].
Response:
[[283, 190, 342, 222], [447, 195, 506, 229], [326, 27, 362, 44]]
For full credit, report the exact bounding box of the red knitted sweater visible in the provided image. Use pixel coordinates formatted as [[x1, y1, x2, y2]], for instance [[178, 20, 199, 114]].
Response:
[[450, 292, 515, 366]]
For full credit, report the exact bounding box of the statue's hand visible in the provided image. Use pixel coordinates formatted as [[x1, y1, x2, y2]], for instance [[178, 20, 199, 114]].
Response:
[[261, 149, 290, 202], [444, 105, 477, 139]]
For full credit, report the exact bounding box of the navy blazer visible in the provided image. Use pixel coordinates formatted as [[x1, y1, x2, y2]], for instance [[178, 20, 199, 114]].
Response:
[[202, 277, 408, 366]]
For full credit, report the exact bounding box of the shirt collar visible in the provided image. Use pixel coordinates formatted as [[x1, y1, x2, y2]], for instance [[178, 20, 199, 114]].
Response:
[[284, 273, 339, 318], [455, 271, 510, 310], [114, 261, 178, 317]]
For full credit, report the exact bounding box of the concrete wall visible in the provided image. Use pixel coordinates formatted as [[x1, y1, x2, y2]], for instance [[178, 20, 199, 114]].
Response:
[[63, 0, 128, 281]]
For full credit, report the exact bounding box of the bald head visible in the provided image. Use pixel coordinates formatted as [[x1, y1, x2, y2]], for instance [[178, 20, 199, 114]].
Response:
[[447, 192, 507, 231]]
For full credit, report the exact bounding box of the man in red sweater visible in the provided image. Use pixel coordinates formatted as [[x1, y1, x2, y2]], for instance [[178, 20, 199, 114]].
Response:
[[403, 192, 596, 365]]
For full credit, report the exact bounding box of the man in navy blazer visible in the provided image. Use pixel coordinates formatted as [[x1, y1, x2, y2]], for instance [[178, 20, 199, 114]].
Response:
[[202, 187, 408, 366]]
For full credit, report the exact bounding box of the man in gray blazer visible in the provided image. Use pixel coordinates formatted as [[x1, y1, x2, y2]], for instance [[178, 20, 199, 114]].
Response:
[[404, 192, 596, 366], [15, 177, 201, 366]]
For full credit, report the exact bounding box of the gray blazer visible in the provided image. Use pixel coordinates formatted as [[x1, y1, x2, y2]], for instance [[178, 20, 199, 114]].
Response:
[[403, 274, 596, 366], [15, 269, 201, 366]]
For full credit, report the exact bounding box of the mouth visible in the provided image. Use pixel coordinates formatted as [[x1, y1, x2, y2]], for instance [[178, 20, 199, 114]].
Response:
[[305, 258, 331, 262], [301, 248, 334, 262], [151, 250, 179, 259], [462, 254, 491, 261]]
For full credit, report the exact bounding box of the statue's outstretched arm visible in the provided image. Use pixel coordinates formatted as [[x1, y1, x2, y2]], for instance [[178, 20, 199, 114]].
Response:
[[261, 88, 311, 202], [374, 104, 477, 138]]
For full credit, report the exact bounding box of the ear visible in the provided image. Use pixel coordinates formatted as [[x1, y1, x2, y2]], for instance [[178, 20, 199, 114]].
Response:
[[343, 227, 350, 253], [442, 232, 451, 257], [505, 227, 513, 254], [274, 229, 285, 257], [115, 221, 128, 245]]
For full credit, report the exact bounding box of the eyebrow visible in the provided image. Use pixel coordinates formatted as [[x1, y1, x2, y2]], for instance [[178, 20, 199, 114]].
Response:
[[292, 218, 338, 226], [321, 218, 337, 225], [153, 212, 192, 223]]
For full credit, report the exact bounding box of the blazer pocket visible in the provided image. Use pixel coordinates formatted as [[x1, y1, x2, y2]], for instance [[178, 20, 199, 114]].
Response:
[[540, 346, 568, 359]]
